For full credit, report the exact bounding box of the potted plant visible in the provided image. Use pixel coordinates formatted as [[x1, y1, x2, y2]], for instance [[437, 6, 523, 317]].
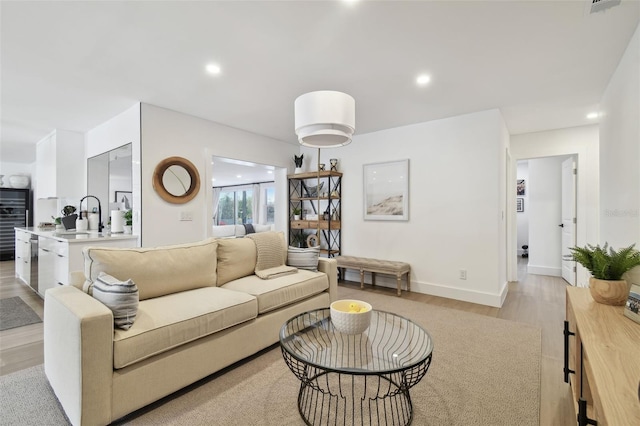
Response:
[[568, 243, 640, 305], [51, 216, 63, 231], [123, 210, 133, 234], [290, 231, 305, 248], [292, 207, 301, 221]]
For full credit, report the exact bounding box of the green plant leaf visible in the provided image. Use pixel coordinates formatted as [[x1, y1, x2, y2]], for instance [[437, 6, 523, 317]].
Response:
[[569, 243, 640, 280]]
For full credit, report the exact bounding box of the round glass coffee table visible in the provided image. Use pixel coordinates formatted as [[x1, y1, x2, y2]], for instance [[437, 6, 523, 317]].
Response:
[[279, 308, 433, 426]]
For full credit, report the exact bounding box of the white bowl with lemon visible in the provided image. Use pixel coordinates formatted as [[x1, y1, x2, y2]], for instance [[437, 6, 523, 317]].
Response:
[[330, 299, 373, 335]]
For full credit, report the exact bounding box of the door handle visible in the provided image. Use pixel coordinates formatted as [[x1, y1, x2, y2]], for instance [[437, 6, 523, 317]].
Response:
[[558, 224, 564, 227]]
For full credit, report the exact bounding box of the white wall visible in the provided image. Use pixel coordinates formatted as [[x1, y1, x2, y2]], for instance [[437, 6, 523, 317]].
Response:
[[599, 23, 640, 285], [140, 104, 298, 247], [0, 162, 34, 187], [516, 161, 529, 255], [304, 109, 509, 307], [510, 125, 599, 287], [85, 103, 141, 237], [527, 156, 564, 277]]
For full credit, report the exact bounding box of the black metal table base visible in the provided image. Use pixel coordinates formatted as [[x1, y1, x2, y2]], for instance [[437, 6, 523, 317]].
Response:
[[283, 348, 432, 426]]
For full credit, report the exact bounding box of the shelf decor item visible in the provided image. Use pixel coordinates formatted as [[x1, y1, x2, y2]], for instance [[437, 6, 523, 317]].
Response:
[[9, 175, 30, 189], [568, 243, 640, 305], [330, 158, 338, 171], [294, 154, 304, 174]]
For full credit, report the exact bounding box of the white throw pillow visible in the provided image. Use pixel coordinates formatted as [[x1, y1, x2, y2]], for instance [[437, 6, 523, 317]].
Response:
[[92, 272, 139, 330], [287, 246, 320, 272]]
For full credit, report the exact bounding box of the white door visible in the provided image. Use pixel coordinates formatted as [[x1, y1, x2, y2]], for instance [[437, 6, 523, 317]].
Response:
[[561, 157, 576, 285]]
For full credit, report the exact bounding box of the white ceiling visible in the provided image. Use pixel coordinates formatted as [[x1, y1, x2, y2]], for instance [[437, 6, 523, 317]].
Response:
[[1, 1, 639, 164]]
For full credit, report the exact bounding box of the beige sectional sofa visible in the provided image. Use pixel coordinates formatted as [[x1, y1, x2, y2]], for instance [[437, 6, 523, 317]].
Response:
[[44, 234, 337, 426]]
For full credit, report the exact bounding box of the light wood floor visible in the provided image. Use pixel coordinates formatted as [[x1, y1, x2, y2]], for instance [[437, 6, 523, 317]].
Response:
[[0, 257, 575, 425]]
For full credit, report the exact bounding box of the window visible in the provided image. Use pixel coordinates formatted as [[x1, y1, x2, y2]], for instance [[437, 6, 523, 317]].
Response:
[[214, 183, 275, 226], [216, 188, 253, 225], [265, 186, 275, 225]]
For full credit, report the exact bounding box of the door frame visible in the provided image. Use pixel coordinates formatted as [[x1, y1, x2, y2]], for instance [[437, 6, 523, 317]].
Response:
[[507, 147, 592, 287]]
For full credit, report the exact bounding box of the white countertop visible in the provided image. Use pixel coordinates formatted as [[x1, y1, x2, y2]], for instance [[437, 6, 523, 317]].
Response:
[[15, 227, 138, 243]]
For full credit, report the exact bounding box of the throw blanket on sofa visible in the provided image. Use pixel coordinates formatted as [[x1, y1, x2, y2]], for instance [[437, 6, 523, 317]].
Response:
[[246, 232, 297, 279]]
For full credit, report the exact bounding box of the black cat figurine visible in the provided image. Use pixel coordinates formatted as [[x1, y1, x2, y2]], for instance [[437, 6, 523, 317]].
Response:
[[294, 154, 303, 168]]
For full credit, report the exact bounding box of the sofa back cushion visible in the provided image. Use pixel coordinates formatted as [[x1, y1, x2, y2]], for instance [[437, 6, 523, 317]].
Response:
[[83, 238, 218, 301], [216, 237, 257, 285]]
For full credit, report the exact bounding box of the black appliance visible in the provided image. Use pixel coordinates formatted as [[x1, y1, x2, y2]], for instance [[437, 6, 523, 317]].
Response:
[[0, 188, 33, 260]]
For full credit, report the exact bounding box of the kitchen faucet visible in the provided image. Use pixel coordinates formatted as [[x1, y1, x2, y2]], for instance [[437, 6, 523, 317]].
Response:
[[79, 195, 103, 232]]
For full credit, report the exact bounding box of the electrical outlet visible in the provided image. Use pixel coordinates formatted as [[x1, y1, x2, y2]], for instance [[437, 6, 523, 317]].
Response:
[[179, 211, 193, 221], [459, 269, 467, 280]]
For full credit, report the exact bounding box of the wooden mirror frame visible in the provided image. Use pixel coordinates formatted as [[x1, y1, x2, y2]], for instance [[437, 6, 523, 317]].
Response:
[[152, 156, 201, 204]]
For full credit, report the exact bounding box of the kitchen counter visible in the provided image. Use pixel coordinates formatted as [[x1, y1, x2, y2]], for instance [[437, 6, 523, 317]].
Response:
[[15, 227, 138, 243], [14, 227, 138, 298]]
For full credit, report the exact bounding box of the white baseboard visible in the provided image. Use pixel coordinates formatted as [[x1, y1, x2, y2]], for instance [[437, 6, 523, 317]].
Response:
[[527, 264, 562, 277], [343, 271, 508, 308]]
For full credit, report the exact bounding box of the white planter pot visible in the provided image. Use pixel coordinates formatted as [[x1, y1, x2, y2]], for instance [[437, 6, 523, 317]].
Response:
[[123, 225, 132, 234]]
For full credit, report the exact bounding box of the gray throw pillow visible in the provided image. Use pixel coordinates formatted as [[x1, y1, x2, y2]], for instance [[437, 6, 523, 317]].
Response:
[[287, 246, 320, 271], [92, 272, 139, 330]]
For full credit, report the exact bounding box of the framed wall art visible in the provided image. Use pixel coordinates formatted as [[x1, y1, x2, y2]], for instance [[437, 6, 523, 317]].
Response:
[[623, 282, 640, 325], [115, 191, 132, 209], [363, 159, 409, 221], [517, 198, 524, 212], [517, 179, 525, 195]]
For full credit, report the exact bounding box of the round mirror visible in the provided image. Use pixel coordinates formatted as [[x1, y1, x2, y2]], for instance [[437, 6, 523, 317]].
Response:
[[153, 157, 200, 204], [162, 165, 192, 196]]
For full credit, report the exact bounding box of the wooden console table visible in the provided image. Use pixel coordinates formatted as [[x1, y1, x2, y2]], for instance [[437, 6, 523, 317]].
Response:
[[564, 286, 640, 425]]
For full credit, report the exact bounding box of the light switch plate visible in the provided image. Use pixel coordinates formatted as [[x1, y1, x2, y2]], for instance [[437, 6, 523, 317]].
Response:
[[179, 211, 193, 221]]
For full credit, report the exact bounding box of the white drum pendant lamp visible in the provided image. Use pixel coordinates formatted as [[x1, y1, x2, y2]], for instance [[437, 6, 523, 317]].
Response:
[[294, 91, 355, 148]]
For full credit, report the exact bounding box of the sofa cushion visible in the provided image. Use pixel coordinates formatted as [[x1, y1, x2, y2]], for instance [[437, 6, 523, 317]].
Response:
[[113, 286, 257, 369], [253, 224, 273, 233], [83, 239, 218, 301], [211, 225, 237, 238], [221, 269, 328, 314], [287, 246, 320, 271], [216, 238, 257, 285], [92, 272, 139, 330]]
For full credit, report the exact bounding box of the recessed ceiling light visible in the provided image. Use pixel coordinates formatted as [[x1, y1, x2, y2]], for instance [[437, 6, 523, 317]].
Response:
[[206, 63, 221, 75], [267, 170, 273, 174], [416, 74, 431, 86], [586, 112, 599, 119], [236, 175, 242, 178]]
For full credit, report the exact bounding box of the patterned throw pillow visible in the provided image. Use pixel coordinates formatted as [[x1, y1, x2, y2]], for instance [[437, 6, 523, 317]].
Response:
[[92, 272, 139, 330], [287, 246, 321, 272]]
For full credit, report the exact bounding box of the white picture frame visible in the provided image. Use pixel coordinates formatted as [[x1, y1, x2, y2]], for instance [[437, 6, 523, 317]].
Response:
[[363, 159, 409, 221], [624, 282, 640, 325]]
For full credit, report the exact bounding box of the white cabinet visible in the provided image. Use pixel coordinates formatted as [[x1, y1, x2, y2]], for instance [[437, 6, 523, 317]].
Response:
[[36, 234, 137, 297], [14, 230, 31, 285], [35, 130, 85, 200], [38, 237, 68, 296]]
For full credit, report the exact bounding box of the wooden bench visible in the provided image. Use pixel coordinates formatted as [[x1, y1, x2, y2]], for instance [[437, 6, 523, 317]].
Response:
[[335, 256, 411, 296]]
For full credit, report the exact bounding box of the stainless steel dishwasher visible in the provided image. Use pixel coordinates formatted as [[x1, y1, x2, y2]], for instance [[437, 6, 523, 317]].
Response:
[[29, 234, 38, 293]]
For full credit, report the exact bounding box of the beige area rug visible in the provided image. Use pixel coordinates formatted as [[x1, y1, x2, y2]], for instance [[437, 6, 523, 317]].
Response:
[[0, 287, 541, 425]]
